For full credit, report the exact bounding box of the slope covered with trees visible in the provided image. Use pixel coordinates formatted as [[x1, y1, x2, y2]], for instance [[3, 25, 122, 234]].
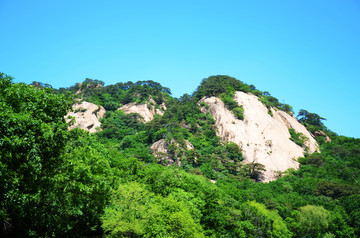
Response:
[[59, 78, 172, 111], [1, 72, 359, 237]]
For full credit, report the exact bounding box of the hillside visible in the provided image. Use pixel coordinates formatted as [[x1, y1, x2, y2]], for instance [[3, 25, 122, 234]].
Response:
[[1, 72, 360, 237]]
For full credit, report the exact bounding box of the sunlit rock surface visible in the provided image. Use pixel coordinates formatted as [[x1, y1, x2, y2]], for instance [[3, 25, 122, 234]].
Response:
[[200, 91, 318, 182], [66, 101, 106, 133]]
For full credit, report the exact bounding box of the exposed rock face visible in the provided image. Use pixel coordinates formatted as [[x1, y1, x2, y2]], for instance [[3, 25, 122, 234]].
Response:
[[118, 99, 166, 122], [200, 91, 318, 182], [150, 139, 194, 166], [65, 101, 106, 133], [314, 131, 332, 142]]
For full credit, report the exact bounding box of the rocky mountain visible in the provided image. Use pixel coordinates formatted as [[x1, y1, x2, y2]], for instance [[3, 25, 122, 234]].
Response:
[[65, 101, 106, 133], [119, 99, 167, 122], [64, 76, 321, 182], [150, 139, 195, 166], [200, 91, 318, 181], [3, 72, 360, 237]]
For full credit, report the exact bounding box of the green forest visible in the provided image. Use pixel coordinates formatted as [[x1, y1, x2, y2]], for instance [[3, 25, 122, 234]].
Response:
[[1, 73, 359, 237]]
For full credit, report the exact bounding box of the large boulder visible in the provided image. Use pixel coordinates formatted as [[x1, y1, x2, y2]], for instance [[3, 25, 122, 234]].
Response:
[[314, 130, 332, 142], [118, 99, 166, 123], [150, 139, 194, 166], [65, 101, 106, 133]]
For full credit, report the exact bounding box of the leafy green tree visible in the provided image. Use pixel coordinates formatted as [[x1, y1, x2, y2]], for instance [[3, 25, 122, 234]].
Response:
[[315, 180, 359, 199], [195, 76, 228, 98], [38, 132, 113, 236], [298, 109, 326, 129], [0, 74, 112, 236], [327, 206, 355, 238], [225, 141, 243, 162], [240, 162, 266, 181], [340, 194, 360, 236], [195, 75, 253, 99], [293, 205, 331, 238], [239, 200, 292, 238], [97, 110, 144, 141], [289, 128, 308, 148], [101, 182, 204, 237], [0, 74, 72, 235], [279, 103, 293, 113]]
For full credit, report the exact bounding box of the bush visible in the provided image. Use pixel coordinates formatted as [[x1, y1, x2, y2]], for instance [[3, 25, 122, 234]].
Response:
[[221, 94, 238, 110], [232, 107, 244, 120], [220, 93, 245, 120], [289, 128, 308, 148]]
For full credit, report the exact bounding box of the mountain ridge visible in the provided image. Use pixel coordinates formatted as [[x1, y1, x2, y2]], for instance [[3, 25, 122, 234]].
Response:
[[64, 75, 322, 182]]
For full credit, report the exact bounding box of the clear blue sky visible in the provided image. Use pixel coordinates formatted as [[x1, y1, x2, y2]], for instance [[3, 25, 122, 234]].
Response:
[[1, 0, 359, 138]]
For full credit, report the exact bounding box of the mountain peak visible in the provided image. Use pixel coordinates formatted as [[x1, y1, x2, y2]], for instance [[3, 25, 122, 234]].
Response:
[[200, 91, 318, 181]]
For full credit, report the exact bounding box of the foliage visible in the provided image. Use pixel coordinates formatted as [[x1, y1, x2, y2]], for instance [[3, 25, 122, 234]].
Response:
[[1, 72, 360, 237], [0, 74, 114, 236], [195, 75, 252, 99], [61, 78, 172, 111], [195, 75, 293, 120], [289, 128, 308, 149], [102, 182, 204, 238], [195, 76, 248, 120], [0, 73, 71, 235], [294, 205, 331, 237], [239, 200, 292, 237], [315, 180, 359, 199], [297, 109, 327, 135], [298, 109, 326, 127], [221, 93, 245, 120], [259, 91, 283, 116], [241, 162, 267, 181], [41, 132, 113, 236]]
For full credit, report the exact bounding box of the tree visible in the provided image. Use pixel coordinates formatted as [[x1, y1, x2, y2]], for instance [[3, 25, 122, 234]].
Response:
[[194, 75, 251, 99], [0, 74, 70, 235], [0, 74, 112, 236], [225, 141, 243, 162], [297, 109, 326, 128], [241, 163, 266, 181], [294, 205, 331, 238], [101, 182, 204, 237], [239, 201, 292, 238]]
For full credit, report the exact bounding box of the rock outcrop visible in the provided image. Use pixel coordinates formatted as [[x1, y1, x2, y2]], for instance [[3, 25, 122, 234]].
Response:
[[150, 139, 194, 166], [200, 91, 318, 182], [314, 131, 332, 142], [65, 101, 106, 133], [118, 99, 166, 122]]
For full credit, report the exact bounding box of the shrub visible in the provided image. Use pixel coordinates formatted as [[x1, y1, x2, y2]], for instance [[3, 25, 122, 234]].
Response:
[[232, 107, 244, 120], [289, 128, 308, 149]]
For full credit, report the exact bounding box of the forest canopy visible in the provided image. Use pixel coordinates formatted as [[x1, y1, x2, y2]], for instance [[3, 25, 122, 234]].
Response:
[[1, 72, 359, 237]]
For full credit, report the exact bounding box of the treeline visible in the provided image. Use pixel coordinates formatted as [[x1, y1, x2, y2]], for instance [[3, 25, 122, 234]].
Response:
[[195, 75, 293, 115], [57, 78, 172, 110], [1, 72, 359, 237]]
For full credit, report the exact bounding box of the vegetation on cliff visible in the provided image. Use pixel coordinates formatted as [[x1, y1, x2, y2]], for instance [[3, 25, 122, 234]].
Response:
[[1, 73, 359, 237], [60, 78, 172, 111]]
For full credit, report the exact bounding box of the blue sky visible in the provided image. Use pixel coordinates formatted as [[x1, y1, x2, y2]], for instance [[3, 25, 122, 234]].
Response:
[[1, 0, 359, 138]]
